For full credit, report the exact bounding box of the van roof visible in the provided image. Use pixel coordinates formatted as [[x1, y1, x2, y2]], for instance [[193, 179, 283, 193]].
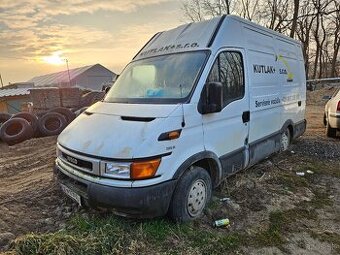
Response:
[[134, 15, 300, 61]]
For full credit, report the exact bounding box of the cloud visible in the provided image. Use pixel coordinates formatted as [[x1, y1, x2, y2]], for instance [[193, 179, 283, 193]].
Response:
[[0, 24, 115, 58], [0, 0, 171, 29], [0, 0, 171, 59], [0, 0, 181, 83]]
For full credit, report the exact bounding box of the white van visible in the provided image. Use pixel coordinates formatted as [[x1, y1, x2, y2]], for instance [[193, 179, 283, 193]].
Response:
[[55, 15, 306, 222]]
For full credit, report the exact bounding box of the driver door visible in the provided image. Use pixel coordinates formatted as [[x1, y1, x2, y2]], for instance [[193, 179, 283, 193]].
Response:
[[202, 49, 249, 177]]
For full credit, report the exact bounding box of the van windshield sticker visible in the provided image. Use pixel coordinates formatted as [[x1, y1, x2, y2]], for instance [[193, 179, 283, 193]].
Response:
[[139, 43, 200, 57]]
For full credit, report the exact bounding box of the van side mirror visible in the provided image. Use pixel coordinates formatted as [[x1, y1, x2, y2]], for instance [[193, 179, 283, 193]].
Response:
[[200, 82, 223, 114]]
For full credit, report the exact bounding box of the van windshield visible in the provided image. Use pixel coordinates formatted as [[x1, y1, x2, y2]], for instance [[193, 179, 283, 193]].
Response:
[[104, 51, 208, 104]]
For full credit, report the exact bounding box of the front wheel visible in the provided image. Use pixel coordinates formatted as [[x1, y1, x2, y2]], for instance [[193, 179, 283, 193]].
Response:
[[168, 166, 212, 222], [280, 128, 291, 151]]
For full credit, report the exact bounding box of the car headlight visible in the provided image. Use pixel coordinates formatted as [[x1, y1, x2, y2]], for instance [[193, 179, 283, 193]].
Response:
[[104, 162, 131, 179]]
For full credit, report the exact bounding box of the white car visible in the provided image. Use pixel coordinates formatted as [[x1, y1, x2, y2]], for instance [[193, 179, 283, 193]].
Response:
[[55, 15, 306, 222], [324, 88, 340, 137]]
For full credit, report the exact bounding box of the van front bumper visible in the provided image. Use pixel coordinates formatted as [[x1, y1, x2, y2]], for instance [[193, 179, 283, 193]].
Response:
[[55, 164, 177, 218]]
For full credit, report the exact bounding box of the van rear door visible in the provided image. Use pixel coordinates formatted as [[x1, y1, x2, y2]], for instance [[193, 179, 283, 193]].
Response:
[[202, 49, 249, 177]]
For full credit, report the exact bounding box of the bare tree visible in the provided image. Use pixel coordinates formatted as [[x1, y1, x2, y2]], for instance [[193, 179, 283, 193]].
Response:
[[290, 0, 300, 38], [182, 0, 340, 79], [329, 0, 340, 76], [258, 0, 290, 33], [182, 0, 205, 21]]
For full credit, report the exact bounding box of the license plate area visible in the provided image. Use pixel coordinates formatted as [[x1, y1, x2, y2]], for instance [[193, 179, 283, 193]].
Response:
[[61, 183, 82, 206]]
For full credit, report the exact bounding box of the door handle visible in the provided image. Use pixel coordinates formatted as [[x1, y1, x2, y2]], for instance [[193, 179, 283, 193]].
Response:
[[242, 111, 250, 123]]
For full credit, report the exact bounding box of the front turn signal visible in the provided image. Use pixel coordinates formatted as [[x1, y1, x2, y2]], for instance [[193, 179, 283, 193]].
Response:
[[130, 158, 161, 180]]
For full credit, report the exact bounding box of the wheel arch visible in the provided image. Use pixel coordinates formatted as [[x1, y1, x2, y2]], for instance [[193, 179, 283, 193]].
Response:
[[281, 119, 294, 137], [172, 151, 223, 188]]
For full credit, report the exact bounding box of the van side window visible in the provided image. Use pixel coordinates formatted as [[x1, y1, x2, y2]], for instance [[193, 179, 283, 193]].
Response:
[[207, 51, 245, 107]]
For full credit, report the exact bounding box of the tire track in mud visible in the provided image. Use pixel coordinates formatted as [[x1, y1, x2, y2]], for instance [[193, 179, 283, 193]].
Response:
[[0, 137, 71, 237]]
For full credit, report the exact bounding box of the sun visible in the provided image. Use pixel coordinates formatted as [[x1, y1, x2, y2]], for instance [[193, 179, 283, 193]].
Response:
[[42, 52, 65, 65]]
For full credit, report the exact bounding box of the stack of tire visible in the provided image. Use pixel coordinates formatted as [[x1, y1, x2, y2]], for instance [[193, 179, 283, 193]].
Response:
[[0, 107, 76, 146]]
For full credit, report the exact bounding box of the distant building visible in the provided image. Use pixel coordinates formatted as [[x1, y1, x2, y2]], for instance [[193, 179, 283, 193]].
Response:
[[0, 88, 31, 114], [5, 82, 34, 89], [28, 64, 117, 91]]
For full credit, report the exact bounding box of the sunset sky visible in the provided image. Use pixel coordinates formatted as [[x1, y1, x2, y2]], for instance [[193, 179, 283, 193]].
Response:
[[0, 0, 183, 85]]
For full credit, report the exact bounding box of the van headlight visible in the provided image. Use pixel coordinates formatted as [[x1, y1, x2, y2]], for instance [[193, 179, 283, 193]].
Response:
[[105, 162, 131, 179]]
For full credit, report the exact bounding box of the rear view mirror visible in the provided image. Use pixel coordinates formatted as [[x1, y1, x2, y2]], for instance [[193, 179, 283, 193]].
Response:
[[322, 95, 332, 100], [201, 82, 223, 114]]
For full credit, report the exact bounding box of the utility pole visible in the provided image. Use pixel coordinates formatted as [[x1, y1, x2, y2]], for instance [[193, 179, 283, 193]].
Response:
[[65, 59, 71, 87], [0, 73, 4, 88]]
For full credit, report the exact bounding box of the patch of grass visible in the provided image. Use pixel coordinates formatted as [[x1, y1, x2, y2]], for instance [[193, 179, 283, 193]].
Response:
[[309, 190, 333, 209], [252, 207, 318, 248], [297, 161, 340, 178], [311, 231, 340, 253], [272, 173, 309, 192], [253, 211, 286, 247], [11, 214, 248, 255]]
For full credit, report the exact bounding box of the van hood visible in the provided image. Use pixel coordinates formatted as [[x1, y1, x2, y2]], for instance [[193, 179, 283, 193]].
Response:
[[57, 102, 180, 159], [86, 101, 180, 118]]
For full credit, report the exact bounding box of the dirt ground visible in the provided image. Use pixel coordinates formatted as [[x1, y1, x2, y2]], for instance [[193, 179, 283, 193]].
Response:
[[0, 86, 339, 254]]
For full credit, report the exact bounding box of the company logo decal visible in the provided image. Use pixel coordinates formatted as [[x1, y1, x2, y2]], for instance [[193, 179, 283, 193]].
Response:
[[66, 155, 78, 165], [140, 42, 200, 57], [253, 65, 276, 74], [277, 55, 294, 82]]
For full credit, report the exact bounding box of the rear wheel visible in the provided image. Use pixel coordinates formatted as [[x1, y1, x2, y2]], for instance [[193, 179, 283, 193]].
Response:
[[326, 121, 337, 138], [323, 114, 327, 126], [168, 166, 212, 222], [280, 128, 291, 151]]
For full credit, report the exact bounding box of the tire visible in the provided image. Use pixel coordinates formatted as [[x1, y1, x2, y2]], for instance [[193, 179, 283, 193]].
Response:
[[326, 121, 337, 138], [323, 114, 327, 127], [49, 107, 76, 123], [38, 112, 67, 136], [74, 107, 88, 117], [280, 128, 291, 151], [168, 166, 212, 222], [0, 118, 34, 145], [36, 111, 48, 119], [0, 113, 11, 126], [12, 112, 39, 134]]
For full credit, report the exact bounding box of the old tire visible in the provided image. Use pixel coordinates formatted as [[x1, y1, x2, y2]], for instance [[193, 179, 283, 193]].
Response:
[[49, 107, 76, 123], [326, 122, 336, 138], [323, 114, 327, 126], [168, 166, 212, 222], [280, 128, 291, 151], [74, 107, 88, 117], [0, 113, 11, 126], [12, 112, 39, 134], [0, 118, 34, 145], [36, 111, 48, 119], [38, 112, 67, 136]]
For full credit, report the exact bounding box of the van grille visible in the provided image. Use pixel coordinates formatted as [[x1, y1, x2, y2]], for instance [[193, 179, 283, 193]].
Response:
[[61, 152, 93, 170]]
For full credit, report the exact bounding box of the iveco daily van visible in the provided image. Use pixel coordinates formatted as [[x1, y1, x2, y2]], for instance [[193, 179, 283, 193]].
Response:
[[55, 15, 306, 222]]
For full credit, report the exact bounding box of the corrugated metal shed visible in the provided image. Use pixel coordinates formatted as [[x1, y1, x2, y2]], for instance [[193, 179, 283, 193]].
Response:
[[28, 63, 116, 91], [0, 88, 30, 98], [0, 88, 31, 114], [28, 65, 93, 87]]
